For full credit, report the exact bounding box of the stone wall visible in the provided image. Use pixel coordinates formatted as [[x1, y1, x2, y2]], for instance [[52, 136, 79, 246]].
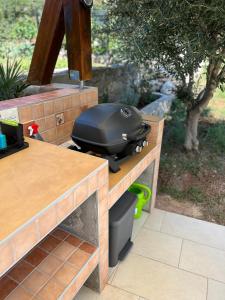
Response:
[[52, 64, 177, 108], [141, 92, 176, 117], [52, 64, 141, 104]]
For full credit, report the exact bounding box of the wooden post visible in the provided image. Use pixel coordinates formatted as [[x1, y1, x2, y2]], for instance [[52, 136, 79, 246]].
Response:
[[28, 0, 92, 85], [63, 0, 92, 80], [27, 0, 65, 85]]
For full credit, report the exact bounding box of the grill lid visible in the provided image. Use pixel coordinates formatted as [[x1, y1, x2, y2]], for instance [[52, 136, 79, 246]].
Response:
[[72, 103, 144, 146]]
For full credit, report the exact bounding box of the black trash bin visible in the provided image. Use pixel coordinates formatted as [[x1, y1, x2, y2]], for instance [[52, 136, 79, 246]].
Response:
[[109, 191, 137, 267]]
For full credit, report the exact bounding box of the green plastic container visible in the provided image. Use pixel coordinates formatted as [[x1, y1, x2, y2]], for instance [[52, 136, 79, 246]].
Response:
[[128, 183, 152, 219]]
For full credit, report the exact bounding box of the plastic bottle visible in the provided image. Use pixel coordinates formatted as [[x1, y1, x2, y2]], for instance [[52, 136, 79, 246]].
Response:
[[0, 123, 7, 150], [28, 123, 44, 141]]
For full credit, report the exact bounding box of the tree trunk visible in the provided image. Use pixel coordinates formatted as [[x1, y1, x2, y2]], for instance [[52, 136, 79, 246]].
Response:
[[183, 53, 225, 151], [184, 87, 215, 151], [184, 108, 200, 151]]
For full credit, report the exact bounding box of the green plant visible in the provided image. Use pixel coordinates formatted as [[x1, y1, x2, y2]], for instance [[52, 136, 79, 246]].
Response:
[[203, 123, 225, 154], [106, 0, 225, 151], [91, 4, 122, 65], [99, 92, 109, 104], [119, 96, 139, 107], [162, 100, 186, 151], [160, 186, 205, 204], [0, 59, 29, 101], [0, 0, 43, 70], [139, 92, 159, 107], [11, 16, 36, 41]]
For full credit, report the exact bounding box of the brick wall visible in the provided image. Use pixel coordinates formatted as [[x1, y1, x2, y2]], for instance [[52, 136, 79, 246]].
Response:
[[0, 86, 98, 145]]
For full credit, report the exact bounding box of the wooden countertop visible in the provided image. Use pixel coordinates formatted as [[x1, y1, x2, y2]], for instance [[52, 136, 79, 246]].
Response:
[[0, 138, 106, 241]]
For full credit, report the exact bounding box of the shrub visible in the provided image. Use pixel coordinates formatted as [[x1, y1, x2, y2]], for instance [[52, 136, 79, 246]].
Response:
[[162, 99, 186, 150], [203, 123, 225, 154], [119, 95, 139, 107], [0, 59, 29, 101]]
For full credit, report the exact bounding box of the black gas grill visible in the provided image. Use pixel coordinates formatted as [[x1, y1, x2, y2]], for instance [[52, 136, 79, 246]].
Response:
[[71, 103, 151, 172]]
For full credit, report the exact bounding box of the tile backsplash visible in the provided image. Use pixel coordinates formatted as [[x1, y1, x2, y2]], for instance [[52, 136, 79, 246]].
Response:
[[0, 86, 98, 145]]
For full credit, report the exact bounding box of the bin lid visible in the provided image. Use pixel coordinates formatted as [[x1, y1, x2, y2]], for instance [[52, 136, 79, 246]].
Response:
[[109, 191, 137, 224]]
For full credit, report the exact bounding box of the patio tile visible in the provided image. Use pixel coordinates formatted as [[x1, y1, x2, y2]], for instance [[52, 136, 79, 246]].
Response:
[[7, 260, 34, 283], [79, 242, 96, 254], [38, 206, 57, 238], [18, 106, 32, 123], [0, 242, 14, 276], [37, 255, 63, 276], [161, 212, 225, 250], [44, 101, 54, 116], [50, 228, 70, 240], [24, 247, 48, 267], [131, 228, 182, 266], [45, 115, 56, 130], [35, 277, 65, 300], [36, 118, 46, 132], [132, 211, 149, 240], [144, 208, 166, 232], [41, 128, 57, 143], [111, 253, 207, 300], [6, 286, 33, 300], [75, 285, 139, 300], [32, 103, 44, 119], [75, 182, 88, 207], [51, 241, 76, 261], [65, 235, 82, 248], [12, 222, 38, 260], [0, 276, 18, 300], [63, 96, 73, 110], [180, 240, 225, 283], [68, 249, 90, 269], [108, 265, 119, 284], [53, 263, 78, 286], [56, 193, 74, 222], [207, 279, 225, 300], [54, 98, 64, 113], [21, 269, 49, 295], [38, 236, 61, 253]]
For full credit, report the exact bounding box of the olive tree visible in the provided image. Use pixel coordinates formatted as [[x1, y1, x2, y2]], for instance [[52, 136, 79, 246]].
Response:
[[105, 0, 225, 150]]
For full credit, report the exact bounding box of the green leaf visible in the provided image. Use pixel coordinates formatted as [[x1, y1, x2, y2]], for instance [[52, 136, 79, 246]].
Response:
[[0, 58, 29, 101]]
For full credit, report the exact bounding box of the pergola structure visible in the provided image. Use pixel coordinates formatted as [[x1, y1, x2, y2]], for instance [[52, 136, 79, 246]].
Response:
[[28, 0, 93, 85]]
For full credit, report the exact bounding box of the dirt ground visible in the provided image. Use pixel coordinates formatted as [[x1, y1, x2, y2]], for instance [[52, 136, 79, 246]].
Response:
[[157, 123, 225, 225], [156, 194, 203, 219]]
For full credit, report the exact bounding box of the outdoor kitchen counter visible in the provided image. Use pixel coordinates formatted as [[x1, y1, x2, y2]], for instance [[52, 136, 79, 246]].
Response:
[[108, 115, 164, 210], [0, 137, 108, 277]]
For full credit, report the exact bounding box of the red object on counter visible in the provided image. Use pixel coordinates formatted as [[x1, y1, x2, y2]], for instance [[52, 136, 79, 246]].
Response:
[[31, 123, 39, 134], [28, 123, 44, 141]]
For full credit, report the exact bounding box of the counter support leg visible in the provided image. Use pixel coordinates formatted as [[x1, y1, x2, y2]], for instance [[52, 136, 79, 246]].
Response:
[[151, 156, 160, 211], [143, 115, 164, 210]]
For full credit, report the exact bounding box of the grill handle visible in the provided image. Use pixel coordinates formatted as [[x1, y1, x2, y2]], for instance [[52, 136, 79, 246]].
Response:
[[126, 123, 151, 142]]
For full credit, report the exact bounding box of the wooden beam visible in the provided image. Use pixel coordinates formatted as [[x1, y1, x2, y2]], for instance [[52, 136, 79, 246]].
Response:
[[27, 0, 65, 85], [63, 0, 92, 80]]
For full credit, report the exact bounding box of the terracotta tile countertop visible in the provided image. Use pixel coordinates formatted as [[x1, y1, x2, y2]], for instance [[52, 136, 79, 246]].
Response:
[[0, 138, 107, 276]]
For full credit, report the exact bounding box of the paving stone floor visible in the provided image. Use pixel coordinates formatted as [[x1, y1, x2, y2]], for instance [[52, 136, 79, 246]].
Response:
[[75, 209, 225, 300]]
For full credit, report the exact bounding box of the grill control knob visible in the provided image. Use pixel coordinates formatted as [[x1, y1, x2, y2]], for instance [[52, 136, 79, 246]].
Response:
[[122, 133, 128, 141], [135, 145, 143, 153], [143, 140, 148, 147]]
